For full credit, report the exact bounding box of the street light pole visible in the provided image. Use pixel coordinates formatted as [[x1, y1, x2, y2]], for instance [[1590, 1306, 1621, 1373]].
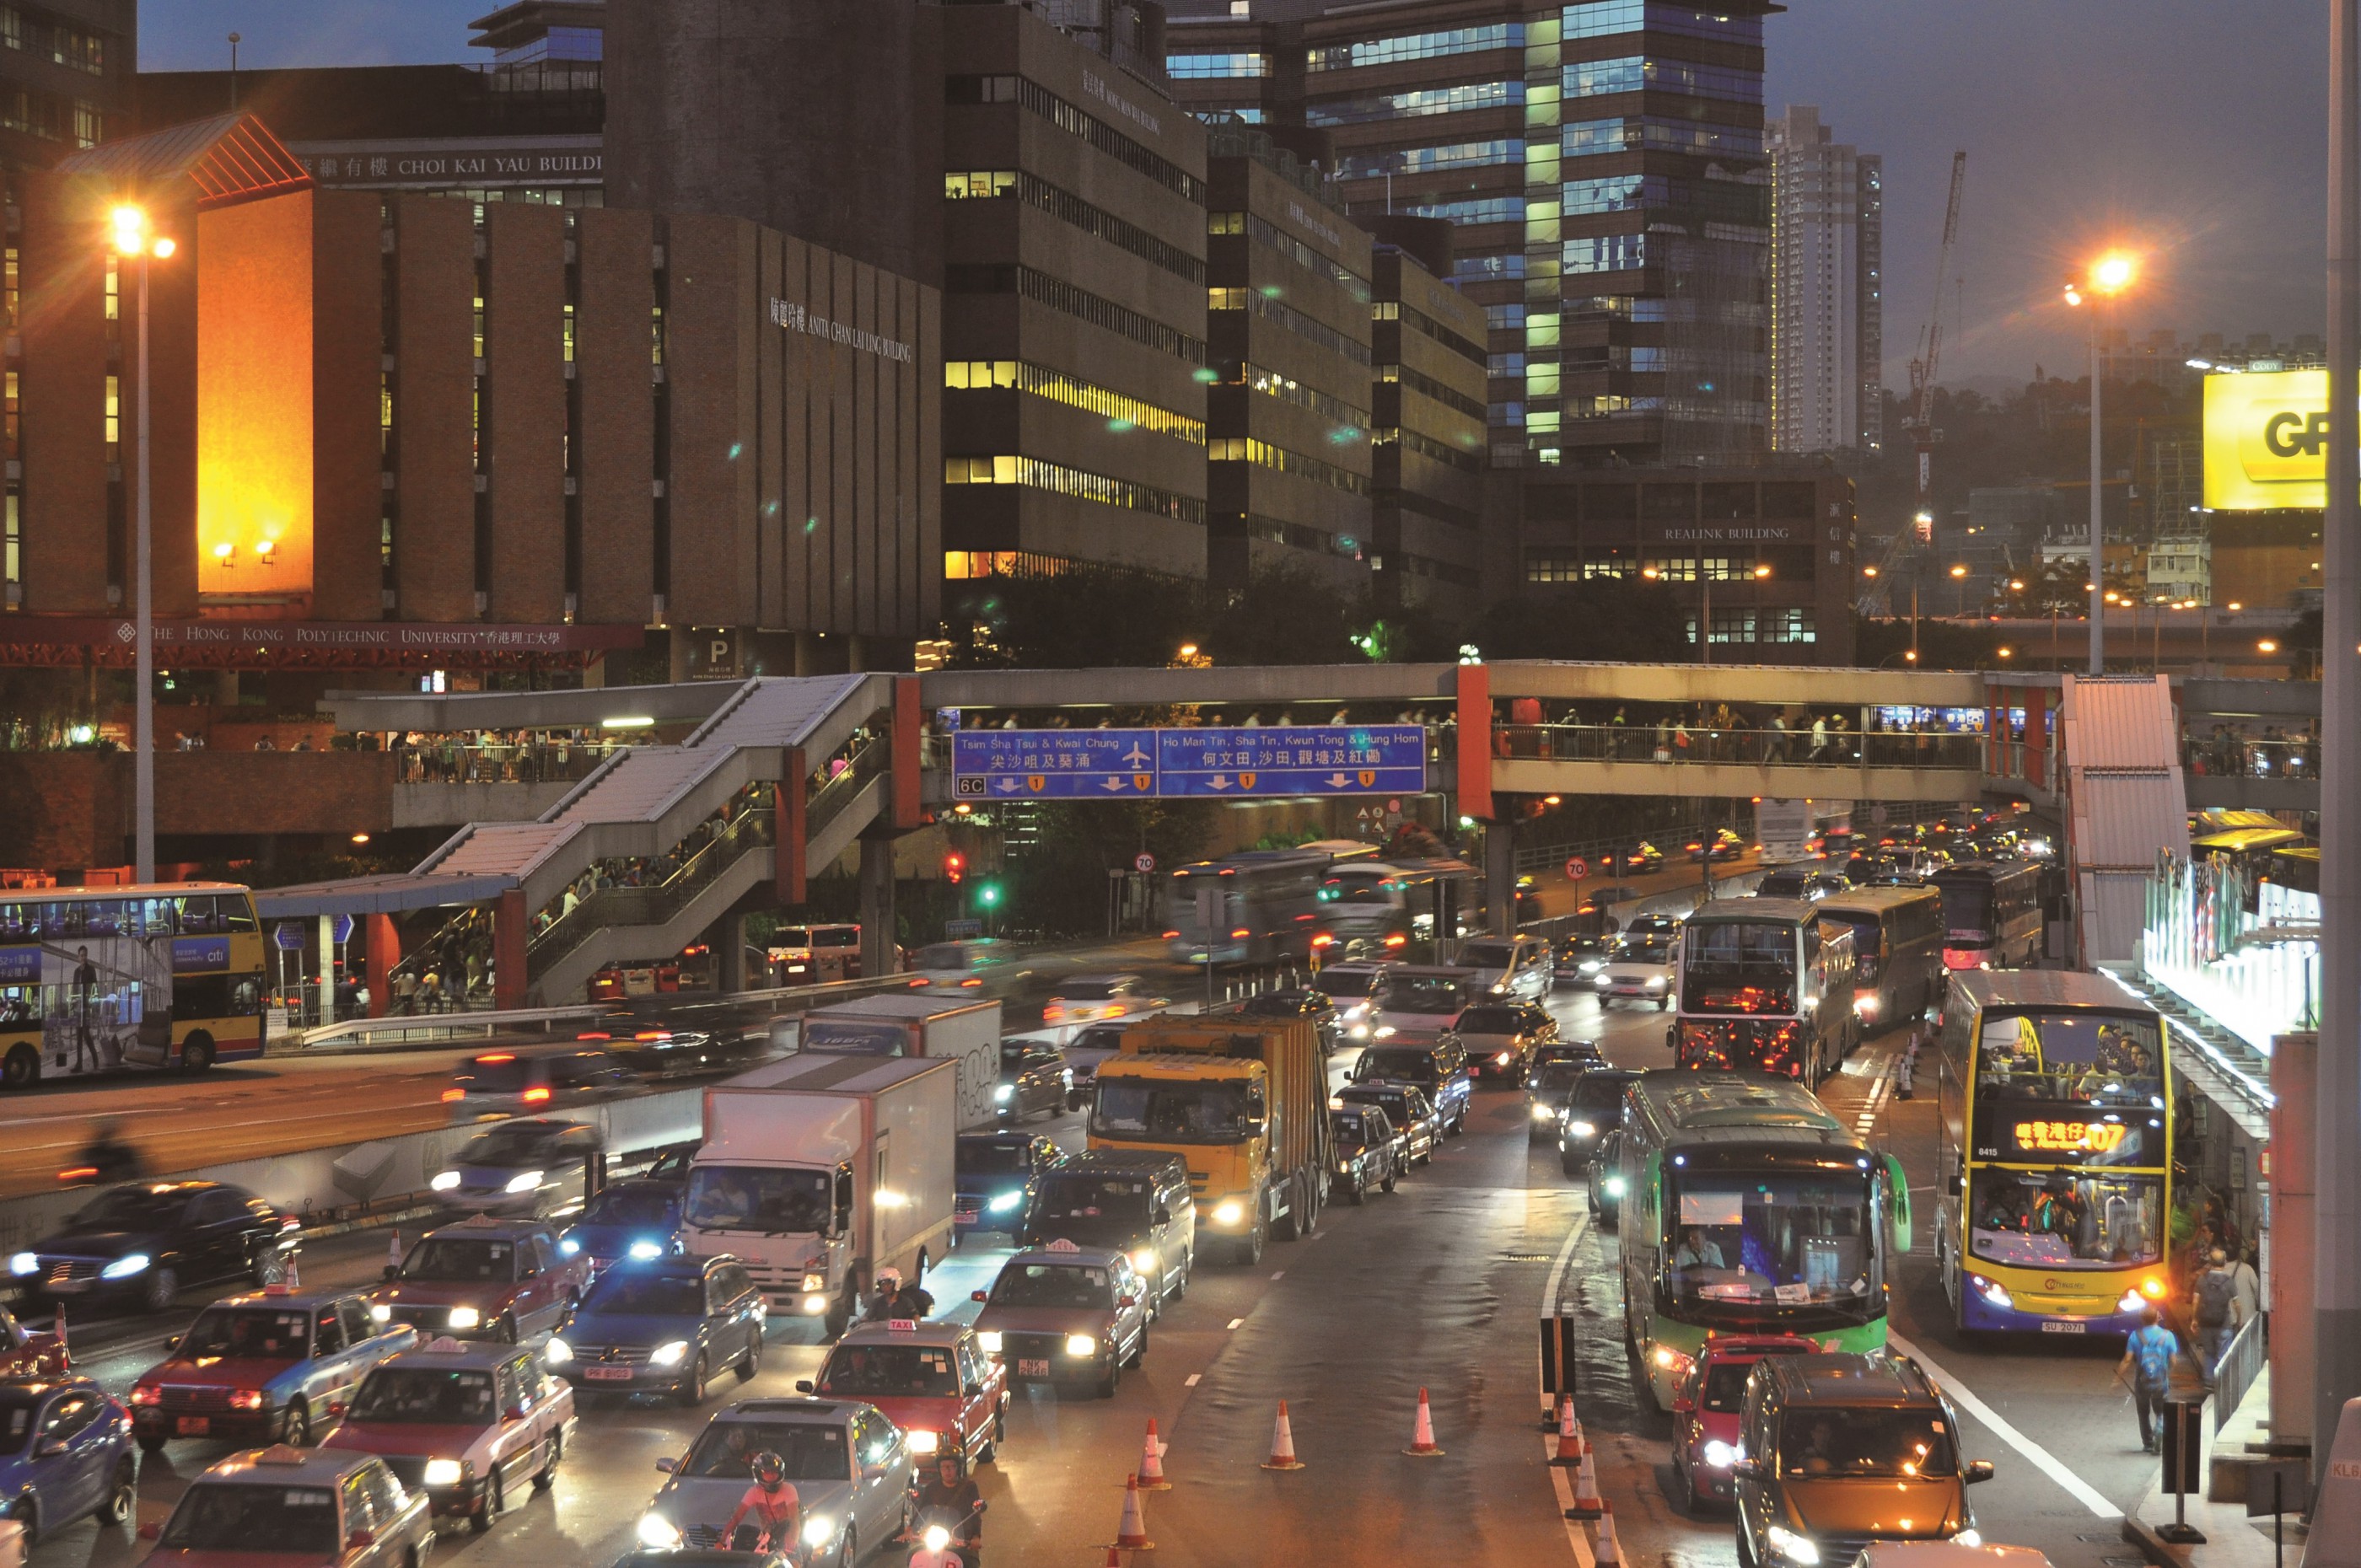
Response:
[[2087, 305, 2105, 674], [134, 246, 152, 883]]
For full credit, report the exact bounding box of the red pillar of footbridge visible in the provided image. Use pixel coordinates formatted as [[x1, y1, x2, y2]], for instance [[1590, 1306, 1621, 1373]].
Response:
[[365, 914, 399, 1020]]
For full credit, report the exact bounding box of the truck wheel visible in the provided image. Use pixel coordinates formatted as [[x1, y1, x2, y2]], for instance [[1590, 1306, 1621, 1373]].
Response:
[[1236, 1218, 1264, 1266]]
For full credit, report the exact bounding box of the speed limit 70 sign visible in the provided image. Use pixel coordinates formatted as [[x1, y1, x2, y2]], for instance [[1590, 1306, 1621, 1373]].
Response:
[[1565, 856, 1590, 881], [1135, 852, 1157, 873]]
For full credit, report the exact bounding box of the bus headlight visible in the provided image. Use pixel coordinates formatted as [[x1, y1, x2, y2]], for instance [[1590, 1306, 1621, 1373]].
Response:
[[637, 1514, 682, 1550], [2118, 1291, 2145, 1314], [1971, 1275, 2013, 1311], [1702, 1440, 1739, 1469], [989, 1191, 1025, 1213]]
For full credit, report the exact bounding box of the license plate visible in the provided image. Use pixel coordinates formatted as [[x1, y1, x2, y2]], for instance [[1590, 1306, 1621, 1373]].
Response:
[[1017, 1359, 1051, 1377], [583, 1366, 634, 1381], [175, 1416, 211, 1435], [2040, 1320, 2088, 1334]]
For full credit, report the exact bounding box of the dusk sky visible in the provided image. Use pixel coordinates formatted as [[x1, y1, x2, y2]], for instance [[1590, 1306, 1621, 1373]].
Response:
[[143, 0, 2331, 391]]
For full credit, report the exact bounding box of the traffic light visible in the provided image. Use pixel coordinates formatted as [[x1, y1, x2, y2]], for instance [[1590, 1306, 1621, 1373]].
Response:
[[944, 851, 965, 885]]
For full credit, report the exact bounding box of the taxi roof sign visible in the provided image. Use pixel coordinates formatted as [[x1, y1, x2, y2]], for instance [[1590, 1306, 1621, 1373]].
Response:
[[255, 1444, 308, 1466], [1046, 1238, 1081, 1253], [888, 1319, 918, 1332], [423, 1336, 469, 1352], [458, 1213, 503, 1228]]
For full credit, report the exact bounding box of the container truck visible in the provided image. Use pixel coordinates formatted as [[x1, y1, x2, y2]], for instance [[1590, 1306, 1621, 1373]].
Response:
[[1088, 1014, 1331, 1265], [793, 993, 1002, 1130], [685, 1053, 956, 1337]]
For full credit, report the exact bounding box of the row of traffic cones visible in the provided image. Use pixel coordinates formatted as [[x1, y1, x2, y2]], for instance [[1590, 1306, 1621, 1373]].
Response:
[[1552, 1392, 1623, 1565]]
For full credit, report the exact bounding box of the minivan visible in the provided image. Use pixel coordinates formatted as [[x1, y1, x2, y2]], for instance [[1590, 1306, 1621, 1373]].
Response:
[[1346, 1034, 1471, 1135], [1017, 1150, 1196, 1308], [1733, 1353, 1994, 1565]]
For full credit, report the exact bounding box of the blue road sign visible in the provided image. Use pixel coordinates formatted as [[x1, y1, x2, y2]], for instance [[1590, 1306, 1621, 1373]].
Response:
[[330, 914, 355, 946], [1158, 725, 1427, 798], [952, 728, 1161, 800]]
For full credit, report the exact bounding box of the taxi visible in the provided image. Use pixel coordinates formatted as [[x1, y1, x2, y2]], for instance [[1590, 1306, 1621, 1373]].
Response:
[[1669, 1334, 1819, 1512], [0, 1303, 67, 1379], [137, 1442, 432, 1566], [970, 1240, 1149, 1399], [320, 1337, 575, 1535], [798, 1318, 1008, 1469], [368, 1214, 589, 1343], [129, 1283, 418, 1453]]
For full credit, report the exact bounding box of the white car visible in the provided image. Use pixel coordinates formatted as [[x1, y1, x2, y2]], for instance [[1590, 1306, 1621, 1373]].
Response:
[[1311, 961, 1392, 1039], [1456, 935, 1553, 1001], [907, 938, 1015, 992], [1044, 974, 1164, 1027], [1595, 936, 1675, 1009]]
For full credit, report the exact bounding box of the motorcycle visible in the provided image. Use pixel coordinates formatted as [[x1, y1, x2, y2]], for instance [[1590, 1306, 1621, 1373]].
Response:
[[898, 1499, 986, 1568]]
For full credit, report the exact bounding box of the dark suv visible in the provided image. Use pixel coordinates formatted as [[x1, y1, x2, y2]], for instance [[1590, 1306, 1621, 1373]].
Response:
[[1347, 1035, 1470, 1136], [1732, 1353, 1993, 1565]]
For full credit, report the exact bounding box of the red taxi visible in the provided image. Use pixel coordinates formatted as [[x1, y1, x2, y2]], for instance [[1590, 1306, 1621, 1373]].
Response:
[[321, 1337, 575, 1536], [1668, 1334, 1819, 1513], [0, 1303, 67, 1378], [796, 1318, 1008, 1469], [367, 1215, 590, 1343]]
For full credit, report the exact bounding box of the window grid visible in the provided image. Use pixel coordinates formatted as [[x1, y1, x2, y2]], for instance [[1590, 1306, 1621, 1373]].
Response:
[[944, 454, 1207, 524], [944, 359, 1205, 445], [1310, 24, 1523, 71]]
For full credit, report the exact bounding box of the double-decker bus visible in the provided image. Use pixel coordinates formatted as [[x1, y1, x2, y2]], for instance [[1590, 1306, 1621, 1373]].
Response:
[[1671, 899, 1853, 1084], [1933, 970, 2170, 1335], [0, 883, 266, 1089], [1931, 860, 2044, 970], [1815, 884, 1945, 1036], [1613, 1069, 1912, 1410]]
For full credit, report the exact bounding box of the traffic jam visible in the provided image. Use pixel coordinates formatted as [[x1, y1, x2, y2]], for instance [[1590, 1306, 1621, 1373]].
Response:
[[0, 826, 2080, 1568]]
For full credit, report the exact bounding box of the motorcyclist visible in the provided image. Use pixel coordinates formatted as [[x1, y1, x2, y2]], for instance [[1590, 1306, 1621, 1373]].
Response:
[[909, 1455, 983, 1568], [68, 1120, 147, 1184], [720, 1450, 800, 1555], [864, 1266, 935, 1322]]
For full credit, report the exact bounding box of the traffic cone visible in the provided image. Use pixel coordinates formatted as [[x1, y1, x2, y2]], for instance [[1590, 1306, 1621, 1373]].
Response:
[[284, 1252, 301, 1291], [1549, 1393, 1587, 1465], [1564, 1447, 1605, 1519], [1261, 1400, 1305, 1471], [1402, 1386, 1444, 1457], [1592, 1501, 1624, 1566], [386, 1230, 402, 1274], [1111, 1474, 1154, 1550], [51, 1305, 64, 1349], [1138, 1417, 1170, 1489]]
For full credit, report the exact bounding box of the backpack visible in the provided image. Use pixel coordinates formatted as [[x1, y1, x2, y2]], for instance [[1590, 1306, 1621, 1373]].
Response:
[[2195, 1266, 2237, 1329]]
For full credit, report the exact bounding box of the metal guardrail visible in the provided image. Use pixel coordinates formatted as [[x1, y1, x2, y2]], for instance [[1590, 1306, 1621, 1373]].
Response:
[[527, 808, 777, 979], [1492, 722, 1985, 771], [2213, 1312, 2265, 1433]]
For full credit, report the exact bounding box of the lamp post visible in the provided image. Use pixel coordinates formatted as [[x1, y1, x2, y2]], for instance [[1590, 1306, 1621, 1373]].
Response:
[[2064, 251, 2138, 674], [110, 204, 174, 885], [1949, 562, 1969, 617]]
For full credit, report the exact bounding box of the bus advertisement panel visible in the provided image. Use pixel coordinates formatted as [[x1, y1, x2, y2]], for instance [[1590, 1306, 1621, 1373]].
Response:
[[1935, 971, 2171, 1335], [0, 884, 266, 1089]]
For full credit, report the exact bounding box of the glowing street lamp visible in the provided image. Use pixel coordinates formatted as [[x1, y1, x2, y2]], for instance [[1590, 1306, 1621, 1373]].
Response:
[[2064, 249, 2142, 674], [111, 201, 175, 885]]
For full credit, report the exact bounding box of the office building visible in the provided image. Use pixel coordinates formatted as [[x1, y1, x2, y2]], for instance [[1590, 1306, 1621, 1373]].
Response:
[[1767, 105, 1879, 454], [1205, 122, 1375, 591], [1164, 0, 1777, 470], [1368, 217, 1487, 609], [0, 0, 127, 171]]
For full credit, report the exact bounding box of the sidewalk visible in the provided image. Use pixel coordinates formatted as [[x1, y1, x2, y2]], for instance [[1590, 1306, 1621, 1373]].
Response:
[[2123, 1368, 2308, 1568]]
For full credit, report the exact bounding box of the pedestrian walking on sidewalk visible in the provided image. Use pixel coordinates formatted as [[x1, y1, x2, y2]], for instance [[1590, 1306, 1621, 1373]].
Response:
[[2190, 1247, 2257, 1386], [2120, 1306, 2181, 1453]]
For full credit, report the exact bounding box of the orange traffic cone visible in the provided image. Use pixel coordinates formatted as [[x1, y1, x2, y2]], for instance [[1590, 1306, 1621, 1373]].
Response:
[[1592, 1500, 1624, 1566], [1261, 1400, 1305, 1470], [386, 1230, 403, 1275], [1101, 1552, 1122, 1568], [1549, 1393, 1586, 1465], [1112, 1474, 1154, 1550], [1138, 1417, 1170, 1489], [1563, 1447, 1605, 1520], [1403, 1386, 1444, 1457]]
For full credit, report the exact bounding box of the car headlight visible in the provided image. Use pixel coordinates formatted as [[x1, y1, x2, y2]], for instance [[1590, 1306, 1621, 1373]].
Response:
[[1495, 1051, 1512, 1066], [1129, 1248, 1156, 1273], [422, 1458, 466, 1488], [1645, 977, 1665, 990], [994, 1084, 1014, 1103], [431, 1172, 462, 1191], [628, 1239, 663, 1260], [988, 1191, 1024, 1213], [637, 1514, 682, 1550], [1766, 1525, 1820, 1565], [1531, 1104, 1557, 1120], [649, 1340, 689, 1367], [1348, 1023, 1369, 1039], [977, 1330, 1003, 1354], [1063, 1334, 1097, 1357], [802, 1516, 836, 1549], [1373, 1026, 1396, 1039], [1702, 1439, 1739, 1469], [1569, 1120, 1598, 1138], [906, 1428, 939, 1454], [8, 1252, 35, 1276], [545, 1337, 573, 1364], [504, 1169, 545, 1195], [369, 1303, 392, 1323], [559, 1237, 581, 1256], [448, 1307, 481, 1330], [102, 1252, 151, 1279], [1950, 1529, 1982, 1548], [1213, 1200, 1244, 1227]]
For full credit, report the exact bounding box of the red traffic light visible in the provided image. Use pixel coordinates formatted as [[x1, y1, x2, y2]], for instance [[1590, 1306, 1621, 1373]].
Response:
[[944, 851, 965, 884]]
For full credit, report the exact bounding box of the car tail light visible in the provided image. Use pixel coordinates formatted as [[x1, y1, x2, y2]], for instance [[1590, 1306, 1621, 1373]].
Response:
[[1231, 928, 1250, 938], [1162, 931, 1179, 939], [635, 1031, 670, 1041], [523, 1087, 552, 1104], [960, 978, 981, 986], [575, 1032, 611, 1041], [1384, 934, 1406, 948], [478, 1053, 516, 1064], [441, 1089, 465, 1102]]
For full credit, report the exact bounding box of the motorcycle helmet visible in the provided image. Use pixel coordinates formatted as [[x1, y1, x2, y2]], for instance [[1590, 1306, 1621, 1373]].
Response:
[[875, 1267, 902, 1289], [751, 1450, 787, 1491]]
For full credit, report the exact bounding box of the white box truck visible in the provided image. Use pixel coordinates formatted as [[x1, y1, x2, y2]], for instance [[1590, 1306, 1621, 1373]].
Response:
[[686, 1053, 956, 1337], [798, 993, 1002, 1130]]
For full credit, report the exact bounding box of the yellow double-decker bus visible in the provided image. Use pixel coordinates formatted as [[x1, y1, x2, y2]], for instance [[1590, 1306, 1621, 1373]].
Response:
[[0, 883, 266, 1089], [1934, 970, 2171, 1335]]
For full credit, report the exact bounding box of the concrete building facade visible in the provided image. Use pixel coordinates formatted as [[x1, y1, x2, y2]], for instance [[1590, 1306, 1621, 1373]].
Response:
[[1368, 217, 1487, 610], [1767, 105, 1880, 454]]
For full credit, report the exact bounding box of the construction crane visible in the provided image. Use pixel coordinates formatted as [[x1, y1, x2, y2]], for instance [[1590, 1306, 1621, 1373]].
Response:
[[1903, 151, 1969, 542]]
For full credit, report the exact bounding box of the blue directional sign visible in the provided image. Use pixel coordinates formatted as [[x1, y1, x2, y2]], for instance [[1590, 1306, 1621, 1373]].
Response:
[[1158, 724, 1428, 798], [952, 728, 1161, 800]]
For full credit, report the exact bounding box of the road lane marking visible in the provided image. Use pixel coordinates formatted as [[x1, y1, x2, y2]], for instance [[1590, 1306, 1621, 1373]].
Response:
[[1185, 1373, 1201, 1388], [1539, 1205, 1598, 1565], [1885, 1330, 2122, 1519], [1269, 1270, 1284, 1281], [1227, 1318, 1245, 1329]]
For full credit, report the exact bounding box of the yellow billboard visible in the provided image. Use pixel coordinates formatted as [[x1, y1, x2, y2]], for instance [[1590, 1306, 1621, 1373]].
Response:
[[2204, 368, 2329, 511]]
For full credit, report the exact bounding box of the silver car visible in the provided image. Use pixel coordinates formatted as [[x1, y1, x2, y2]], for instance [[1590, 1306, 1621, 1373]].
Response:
[[638, 1397, 915, 1565]]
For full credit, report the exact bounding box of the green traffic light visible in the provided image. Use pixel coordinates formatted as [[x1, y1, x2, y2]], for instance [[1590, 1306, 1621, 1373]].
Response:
[[978, 883, 1001, 906]]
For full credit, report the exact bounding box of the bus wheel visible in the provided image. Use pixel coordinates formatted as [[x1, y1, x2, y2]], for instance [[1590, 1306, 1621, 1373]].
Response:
[[180, 1035, 216, 1074], [1, 1044, 37, 1089]]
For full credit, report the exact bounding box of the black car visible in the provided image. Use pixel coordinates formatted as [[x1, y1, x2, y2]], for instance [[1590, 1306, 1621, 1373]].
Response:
[[1530, 1039, 1605, 1072], [1587, 1127, 1630, 1224], [1557, 935, 1613, 988], [954, 1131, 1066, 1241], [995, 1040, 1072, 1122], [1557, 1067, 1642, 1177], [1330, 1105, 1406, 1205], [8, 1180, 298, 1315], [1521, 1057, 1596, 1142], [1333, 1082, 1438, 1168], [1230, 987, 1343, 1050]]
